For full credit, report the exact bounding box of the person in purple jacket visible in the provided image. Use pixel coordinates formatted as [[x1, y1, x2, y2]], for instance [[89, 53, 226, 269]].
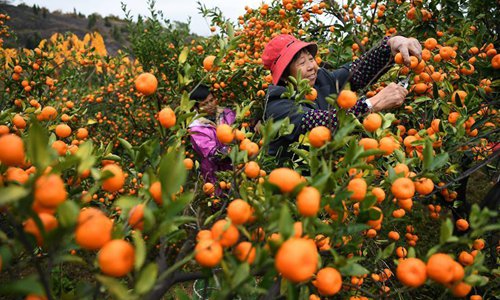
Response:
[[188, 85, 236, 187]]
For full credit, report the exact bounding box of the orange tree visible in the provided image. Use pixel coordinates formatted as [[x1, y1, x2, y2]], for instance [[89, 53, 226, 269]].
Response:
[[0, 0, 499, 299]]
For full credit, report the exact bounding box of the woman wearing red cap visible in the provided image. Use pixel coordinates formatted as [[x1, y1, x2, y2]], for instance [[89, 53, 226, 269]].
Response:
[[262, 34, 421, 158]]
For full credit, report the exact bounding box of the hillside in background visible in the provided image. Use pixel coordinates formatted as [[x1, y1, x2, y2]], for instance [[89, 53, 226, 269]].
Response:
[[0, 2, 131, 55]]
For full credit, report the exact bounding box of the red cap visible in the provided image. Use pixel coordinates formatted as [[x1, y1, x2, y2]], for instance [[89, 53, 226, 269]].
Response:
[[262, 34, 318, 85]]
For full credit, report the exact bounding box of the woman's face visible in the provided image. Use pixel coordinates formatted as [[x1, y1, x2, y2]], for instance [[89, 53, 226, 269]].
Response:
[[199, 93, 218, 116], [289, 50, 319, 87]]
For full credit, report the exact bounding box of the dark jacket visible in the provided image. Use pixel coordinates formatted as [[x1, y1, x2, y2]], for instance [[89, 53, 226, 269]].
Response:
[[263, 65, 351, 156]]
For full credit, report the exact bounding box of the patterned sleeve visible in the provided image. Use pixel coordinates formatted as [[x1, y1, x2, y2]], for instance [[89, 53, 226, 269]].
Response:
[[300, 97, 371, 133], [350, 36, 393, 91]]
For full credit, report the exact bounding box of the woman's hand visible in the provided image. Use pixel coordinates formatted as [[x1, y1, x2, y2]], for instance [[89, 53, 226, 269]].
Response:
[[387, 36, 422, 66], [369, 83, 408, 112]]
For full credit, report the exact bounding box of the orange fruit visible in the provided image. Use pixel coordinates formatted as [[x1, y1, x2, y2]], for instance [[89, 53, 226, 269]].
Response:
[[13, 114, 26, 129], [458, 251, 474, 266], [101, 164, 125, 193], [313, 267, 342, 296], [203, 55, 216, 71], [492, 54, 500, 69], [55, 124, 72, 138], [195, 238, 223, 267], [391, 177, 415, 199], [158, 107, 176, 128], [451, 90, 467, 103], [233, 241, 256, 264], [296, 186, 321, 217], [372, 187, 386, 203], [183, 158, 194, 170], [424, 38, 437, 50], [439, 46, 455, 60], [363, 113, 382, 132], [397, 258, 427, 287], [34, 174, 67, 208], [76, 128, 88, 140], [5, 167, 29, 184], [413, 82, 428, 94], [23, 213, 58, 246], [149, 181, 162, 205], [135, 72, 158, 96], [450, 260, 465, 282], [426, 253, 455, 284], [473, 239, 485, 250], [347, 178, 367, 201], [414, 177, 434, 195], [337, 90, 357, 109], [305, 88, 318, 101], [98, 239, 135, 277], [448, 112, 460, 124], [268, 168, 303, 193], [40, 106, 57, 121], [470, 295, 483, 300], [309, 126, 331, 148], [396, 246, 408, 258], [244, 161, 260, 178], [379, 136, 398, 155], [211, 219, 239, 247], [388, 231, 400, 241], [51, 140, 67, 156], [203, 182, 215, 195], [128, 204, 145, 230], [0, 134, 25, 166], [75, 208, 113, 250], [196, 230, 213, 241], [393, 163, 410, 177], [216, 124, 234, 144], [451, 281, 472, 297], [227, 199, 252, 225], [456, 219, 469, 231], [367, 206, 383, 229], [394, 53, 404, 65], [275, 238, 318, 282]]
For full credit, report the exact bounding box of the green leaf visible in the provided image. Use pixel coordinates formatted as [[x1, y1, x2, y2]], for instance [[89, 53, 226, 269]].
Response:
[[178, 47, 189, 64], [439, 218, 453, 244], [279, 204, 294, 240], [158, 147, 187, 204], [423, 139, 433, 170], [0, 186, 29, 206], [429, 152, 449, 171], [57, 200, 79, 228], [0, 275, 45, 296], [232, 263, 250, 288], [339, 262, 369, 276], [118, 138, 133, 151], [96, 275, 133, 300], [27, 119, 51, 170], [133, 231, 146, 271], [135, 263, 158, 295], [465, 274, 489, 286], [379, 243, 395, 260]]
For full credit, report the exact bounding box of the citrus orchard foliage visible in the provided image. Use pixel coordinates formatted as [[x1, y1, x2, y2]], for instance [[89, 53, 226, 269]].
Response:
[[0, 0, 499, 299]]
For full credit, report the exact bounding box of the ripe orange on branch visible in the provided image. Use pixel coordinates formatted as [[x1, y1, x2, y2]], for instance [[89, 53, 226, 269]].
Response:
[[363, 113, 382, 132], [268, 168, 303, 193], [397, 258, 427, 287], [0, 134, 25, 166], [313, 267, 342, 296], [309, 126, 331, 148], [337, 90, 357, 109], [216, 124, 234, 144], [296, 186, 321, 217], [158, 107, 176, 128], [98, 239, 135, 277], [275, 238, 318, 283], [135, 72, 158, 96], [101, 164, 125, 193], [195, 239, 223, 267]]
